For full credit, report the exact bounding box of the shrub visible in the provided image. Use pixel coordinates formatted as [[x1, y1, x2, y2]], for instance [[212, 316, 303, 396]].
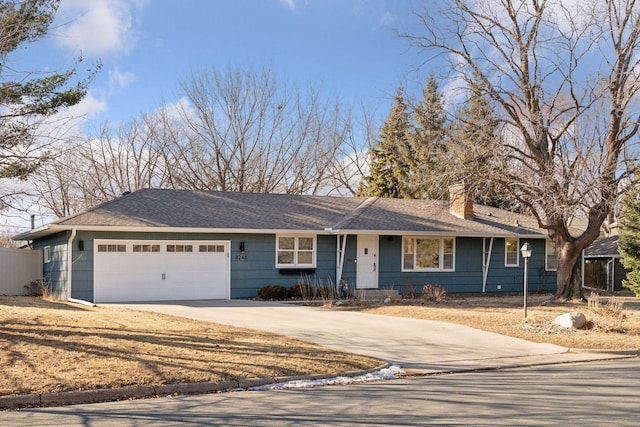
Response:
[[288, 283, 314, 300], [421, 284, 446, 303], [403, 283, 417, 299], [587, 292, 627, 332], [24, 279, 48, 297], [257, 285, 288, 300], [316, 282, 339, 306]]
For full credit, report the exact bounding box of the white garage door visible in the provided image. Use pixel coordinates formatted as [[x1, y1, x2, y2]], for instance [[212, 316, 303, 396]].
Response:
[[94, 239, 230, 303]]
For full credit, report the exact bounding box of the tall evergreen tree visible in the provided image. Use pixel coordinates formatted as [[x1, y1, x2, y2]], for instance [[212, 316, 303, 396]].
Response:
[[450, 75, 518, 210], [361, 86, 413, 198], [0, 0, 96, 189], [618, 184, 640, 297], [409, 74, 448, 199]]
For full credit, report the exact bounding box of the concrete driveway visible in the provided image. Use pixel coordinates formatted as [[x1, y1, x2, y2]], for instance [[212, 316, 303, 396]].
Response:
[[109, 299, 603, 373]]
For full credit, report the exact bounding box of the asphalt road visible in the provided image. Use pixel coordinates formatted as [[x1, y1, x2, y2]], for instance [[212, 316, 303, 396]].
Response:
[[5, 359, 639, 426]]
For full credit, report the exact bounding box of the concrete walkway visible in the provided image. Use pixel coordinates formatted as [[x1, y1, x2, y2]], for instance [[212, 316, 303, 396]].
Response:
[[112, 300, 617, 373]]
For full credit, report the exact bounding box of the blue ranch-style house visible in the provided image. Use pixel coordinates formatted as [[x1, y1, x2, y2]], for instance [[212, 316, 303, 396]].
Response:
[[14, 184, 558, 303]]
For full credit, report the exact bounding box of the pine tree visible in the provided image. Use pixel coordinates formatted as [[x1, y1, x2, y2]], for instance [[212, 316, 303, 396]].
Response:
[[450, 75, 518, 210], [361, 86, 413, 198], [409, 74, 449, 199], [0, 0, 97, 186], [619, 184, 640, 297]]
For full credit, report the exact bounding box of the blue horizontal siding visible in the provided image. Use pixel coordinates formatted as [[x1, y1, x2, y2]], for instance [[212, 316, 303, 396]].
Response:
[[375, 236, 556, 294], [32, 231, 70, 300], [63, 231, 339, 301], [34, 230, 557, 301]]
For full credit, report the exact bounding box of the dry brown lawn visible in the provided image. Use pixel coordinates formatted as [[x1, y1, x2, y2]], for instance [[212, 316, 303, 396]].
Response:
[[357, 293, 640, 351], [3, 293, 638, 399], [0, 296, 380, 397]]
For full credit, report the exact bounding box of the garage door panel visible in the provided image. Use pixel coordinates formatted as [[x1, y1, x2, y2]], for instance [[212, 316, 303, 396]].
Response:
[[94, 240, 230, 302]]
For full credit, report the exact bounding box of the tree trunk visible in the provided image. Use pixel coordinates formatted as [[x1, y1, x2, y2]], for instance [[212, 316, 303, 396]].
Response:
[[555, 242, 584, 300]]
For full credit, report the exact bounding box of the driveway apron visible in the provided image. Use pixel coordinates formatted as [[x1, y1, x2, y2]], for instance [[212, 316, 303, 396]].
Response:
[[112, 300, 568, 372]]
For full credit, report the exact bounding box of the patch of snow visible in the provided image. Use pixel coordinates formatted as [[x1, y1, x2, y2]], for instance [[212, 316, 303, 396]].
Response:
[[249, 365, 404, 391]]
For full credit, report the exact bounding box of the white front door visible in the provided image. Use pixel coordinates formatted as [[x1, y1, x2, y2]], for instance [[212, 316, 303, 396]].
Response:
[[356, 234, 378, 289]]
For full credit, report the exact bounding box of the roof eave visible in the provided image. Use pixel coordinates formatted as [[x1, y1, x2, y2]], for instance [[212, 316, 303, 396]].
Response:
[[19, 224, 339, 238], [12, 225, 61, 241], [326, 229, 546, 238], [17, 224, 547, 241]]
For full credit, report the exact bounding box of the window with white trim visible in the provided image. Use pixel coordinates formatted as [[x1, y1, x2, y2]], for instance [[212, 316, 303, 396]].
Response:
[[402, 237, 455, 271], [505, 238, 519, 267], [545, 240, 557, 271], [43, 246, 51, 264], [276, 235, 316, 268]]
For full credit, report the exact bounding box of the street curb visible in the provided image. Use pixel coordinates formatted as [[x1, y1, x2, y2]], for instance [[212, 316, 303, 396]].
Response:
[[0, 363, 390, 411], [398, 351, 639, 378]]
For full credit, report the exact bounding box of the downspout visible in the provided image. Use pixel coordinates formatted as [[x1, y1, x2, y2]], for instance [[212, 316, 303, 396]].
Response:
[[66, 228, 76, 301]]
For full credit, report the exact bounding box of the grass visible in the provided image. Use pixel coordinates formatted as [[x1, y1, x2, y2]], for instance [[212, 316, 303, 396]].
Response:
[[3, 292, 638, 398], [355, 293, 640, 351], [0, 296, 380, 397]]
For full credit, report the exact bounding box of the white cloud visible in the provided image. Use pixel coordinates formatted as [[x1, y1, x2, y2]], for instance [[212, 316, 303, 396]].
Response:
[[279, 0, 296, 10], [109, 67, 138, 92], [34, 93, 108, 143], [158, 96, 195, 123], [378, 11, 396, 28], [55, 0, 143, 56]]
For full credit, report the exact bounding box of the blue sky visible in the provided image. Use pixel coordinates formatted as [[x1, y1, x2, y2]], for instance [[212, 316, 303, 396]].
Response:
[[22, 0, 429, 128], [2, 0, 434, 232]]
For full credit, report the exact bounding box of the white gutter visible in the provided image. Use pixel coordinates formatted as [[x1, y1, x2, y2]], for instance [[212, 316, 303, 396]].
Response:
[[20, 223, 548, 242], [66, 228, 76, 301], [326, 229, 545, 239]]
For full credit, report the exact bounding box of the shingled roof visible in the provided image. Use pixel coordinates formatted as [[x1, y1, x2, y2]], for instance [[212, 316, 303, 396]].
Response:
[[584, 235, 621, 258], [16, 188, 548, 240]]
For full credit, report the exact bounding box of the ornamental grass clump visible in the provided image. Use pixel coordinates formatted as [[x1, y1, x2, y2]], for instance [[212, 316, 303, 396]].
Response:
[[421, 284, 447, 304]]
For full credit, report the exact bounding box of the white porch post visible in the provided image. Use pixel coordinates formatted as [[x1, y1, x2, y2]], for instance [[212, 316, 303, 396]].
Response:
[[336, 234, 347, 286], [482, 237, 494, 293]]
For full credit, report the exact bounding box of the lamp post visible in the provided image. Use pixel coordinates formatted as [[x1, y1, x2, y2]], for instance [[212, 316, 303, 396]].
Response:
[[520, 243, 532, 320]]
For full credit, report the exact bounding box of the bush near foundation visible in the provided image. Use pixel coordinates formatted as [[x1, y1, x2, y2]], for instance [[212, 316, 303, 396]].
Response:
[[257, 285, 288, 300]]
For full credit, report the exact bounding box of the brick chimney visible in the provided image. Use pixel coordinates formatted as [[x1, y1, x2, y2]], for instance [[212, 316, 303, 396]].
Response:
[[449, 182, 474, 219]]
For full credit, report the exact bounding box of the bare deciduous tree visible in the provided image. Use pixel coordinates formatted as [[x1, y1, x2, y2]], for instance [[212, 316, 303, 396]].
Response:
[[159, 65, 351, 194], [322, 105, 378, 196], [404, 0, 640, 299], [32, 118, 171, 216], [32, 65, 366, 217]]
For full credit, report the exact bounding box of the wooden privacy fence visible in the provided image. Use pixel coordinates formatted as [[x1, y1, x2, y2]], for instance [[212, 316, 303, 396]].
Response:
[[0, 247, 43, 295]]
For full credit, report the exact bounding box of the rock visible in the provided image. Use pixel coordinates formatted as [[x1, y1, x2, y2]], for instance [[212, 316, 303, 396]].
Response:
[[553, 312, 588, 329], [334, 300, 343, 306], [383, 297, 391, 304]]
